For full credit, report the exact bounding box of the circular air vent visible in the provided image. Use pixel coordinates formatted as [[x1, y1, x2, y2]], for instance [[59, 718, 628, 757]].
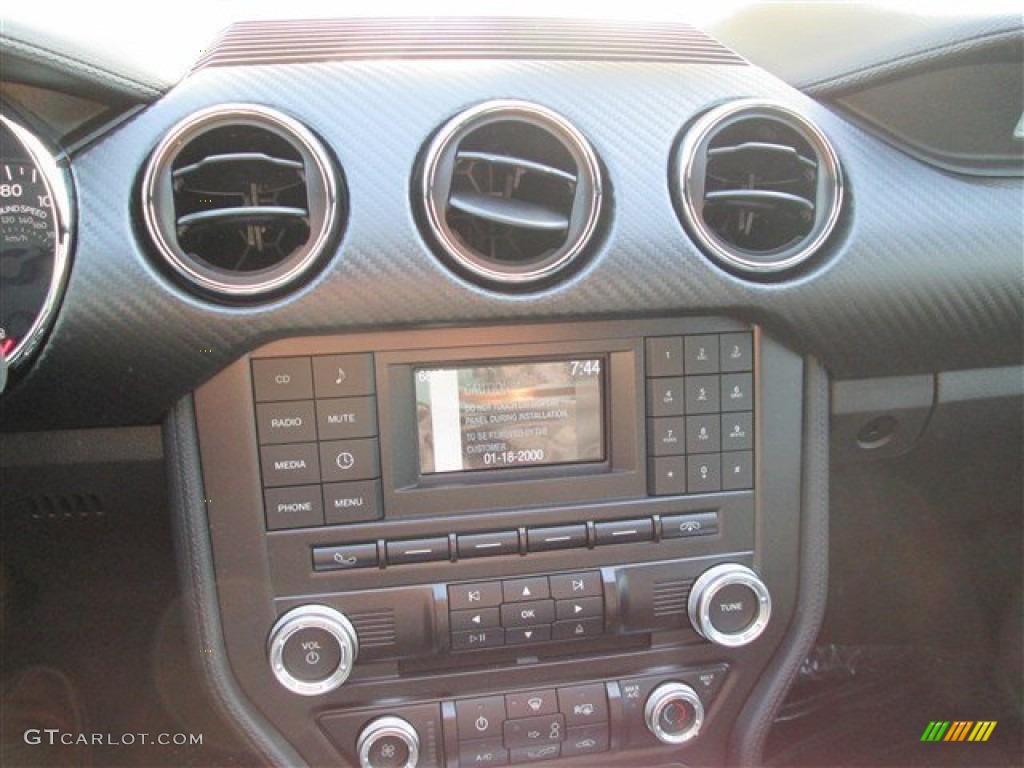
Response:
[[142, 104, 341, 298], [419, 100, 603, 287], [674, 100, 843, 275]]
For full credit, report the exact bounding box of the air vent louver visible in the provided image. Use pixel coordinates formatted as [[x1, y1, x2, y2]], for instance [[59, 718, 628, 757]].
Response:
[[675, 101, 843, 275], [420, 101, 602, 286], [142, 105, 341, 298]]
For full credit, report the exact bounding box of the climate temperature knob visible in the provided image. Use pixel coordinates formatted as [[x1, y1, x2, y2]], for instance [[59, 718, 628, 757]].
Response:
[[357, 716, 420, 768], [267, 605, 358, 695], [645, 682, 704, 744], [688, 563, 771, 647]]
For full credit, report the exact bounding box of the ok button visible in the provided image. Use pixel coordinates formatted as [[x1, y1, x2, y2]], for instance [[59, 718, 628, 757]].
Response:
[[501, 599, 555, 628]]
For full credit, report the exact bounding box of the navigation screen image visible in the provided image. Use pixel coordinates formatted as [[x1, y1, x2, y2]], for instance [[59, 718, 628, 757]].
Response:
[[415, 358, 605, 474]]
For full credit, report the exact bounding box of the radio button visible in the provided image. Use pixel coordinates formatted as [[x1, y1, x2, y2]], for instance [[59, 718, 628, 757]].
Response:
[[386, 537, 450, 565], [505, 626, 552, 645], [458, 739, 508, 767], [686, 414, 721, 454], [502, 577, 550, 603], [685, 375, 721, 415], [501, 600, 555, 628], [549, 572, 601, 599], [253, 357, 313, 402], [312, 353, 374, 399], [647, 417, 686, 457], [661, 512, 719, 539], [649, 456, 687, 496], [557, 683, 609, 726], [684, 335, 720, 375], [555, 597, 603, 621], [720, 332, 753, 372], [456, 696, 507, 740], [525, 525, 587, 553], [458, 531, 519, 559], [315, 396, 378, 441], [265, 485, 324, 530], [260, 443, 321, 487], [323, 480, 382, 525], [312, 543, 378, 572], [449, 582, 503, 611], [256, 400, 317, 445], [452, 629, 505, 652], [646, 377, 685, 417], [506, 689, 558, 719], [645, 337, 684, 377], [687, 454, 721, 494], [721, 373, 753, 412], [451, 607, 500, 632], [593, 518, 654, 546], [552, 618, 603, 641], [319, 438, 380, 483]]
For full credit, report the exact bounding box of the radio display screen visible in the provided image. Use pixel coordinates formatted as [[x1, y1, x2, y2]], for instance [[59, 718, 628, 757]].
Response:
[[414, 358, 605, 474]]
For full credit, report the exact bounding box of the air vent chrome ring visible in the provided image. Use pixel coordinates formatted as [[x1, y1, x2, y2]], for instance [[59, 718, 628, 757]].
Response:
[[420, 100, 603, 286], [141, 104, 340, 298], [675, 100, 843, 275]]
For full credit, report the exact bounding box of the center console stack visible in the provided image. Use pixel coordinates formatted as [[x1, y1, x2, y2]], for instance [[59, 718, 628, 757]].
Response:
[[192, 317, 805, 767]]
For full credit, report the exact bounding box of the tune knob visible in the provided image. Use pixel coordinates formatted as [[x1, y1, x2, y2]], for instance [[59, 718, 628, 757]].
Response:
[[357, 716, 420, 768], [644, 682, 704, 744], [688, 563, 771, 647], [267, 605, 358, 695]]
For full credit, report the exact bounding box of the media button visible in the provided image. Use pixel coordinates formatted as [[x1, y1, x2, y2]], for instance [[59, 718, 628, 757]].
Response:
[[260, 443, 321, 487]]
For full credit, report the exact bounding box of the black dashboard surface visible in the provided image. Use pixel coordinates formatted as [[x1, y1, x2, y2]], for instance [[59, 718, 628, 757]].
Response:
[[0, 20, 1021, 431]]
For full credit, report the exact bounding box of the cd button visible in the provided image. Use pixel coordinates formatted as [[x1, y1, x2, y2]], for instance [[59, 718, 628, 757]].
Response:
[[252, 357, 313, 402]]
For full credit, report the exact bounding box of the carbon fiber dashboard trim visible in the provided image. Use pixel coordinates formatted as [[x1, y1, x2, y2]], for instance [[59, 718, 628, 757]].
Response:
[[1, 58, 1020, 429], [193, 17, 745, 69]]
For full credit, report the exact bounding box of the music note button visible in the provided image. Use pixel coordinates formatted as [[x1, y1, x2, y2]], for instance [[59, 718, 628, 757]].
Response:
[[312, 354, 375, 398]]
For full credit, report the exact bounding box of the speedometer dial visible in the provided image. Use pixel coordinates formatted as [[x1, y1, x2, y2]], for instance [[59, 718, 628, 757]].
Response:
[[0, 115, 72, 371]]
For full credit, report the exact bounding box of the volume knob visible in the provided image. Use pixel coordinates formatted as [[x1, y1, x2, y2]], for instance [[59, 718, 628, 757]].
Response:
[[688, 564, 771, 647], [267, 605, 358, 695]]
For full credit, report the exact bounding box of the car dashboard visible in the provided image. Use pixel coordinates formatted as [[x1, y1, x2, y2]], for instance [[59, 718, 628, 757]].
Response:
[[0, 9, 1021, 768]]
